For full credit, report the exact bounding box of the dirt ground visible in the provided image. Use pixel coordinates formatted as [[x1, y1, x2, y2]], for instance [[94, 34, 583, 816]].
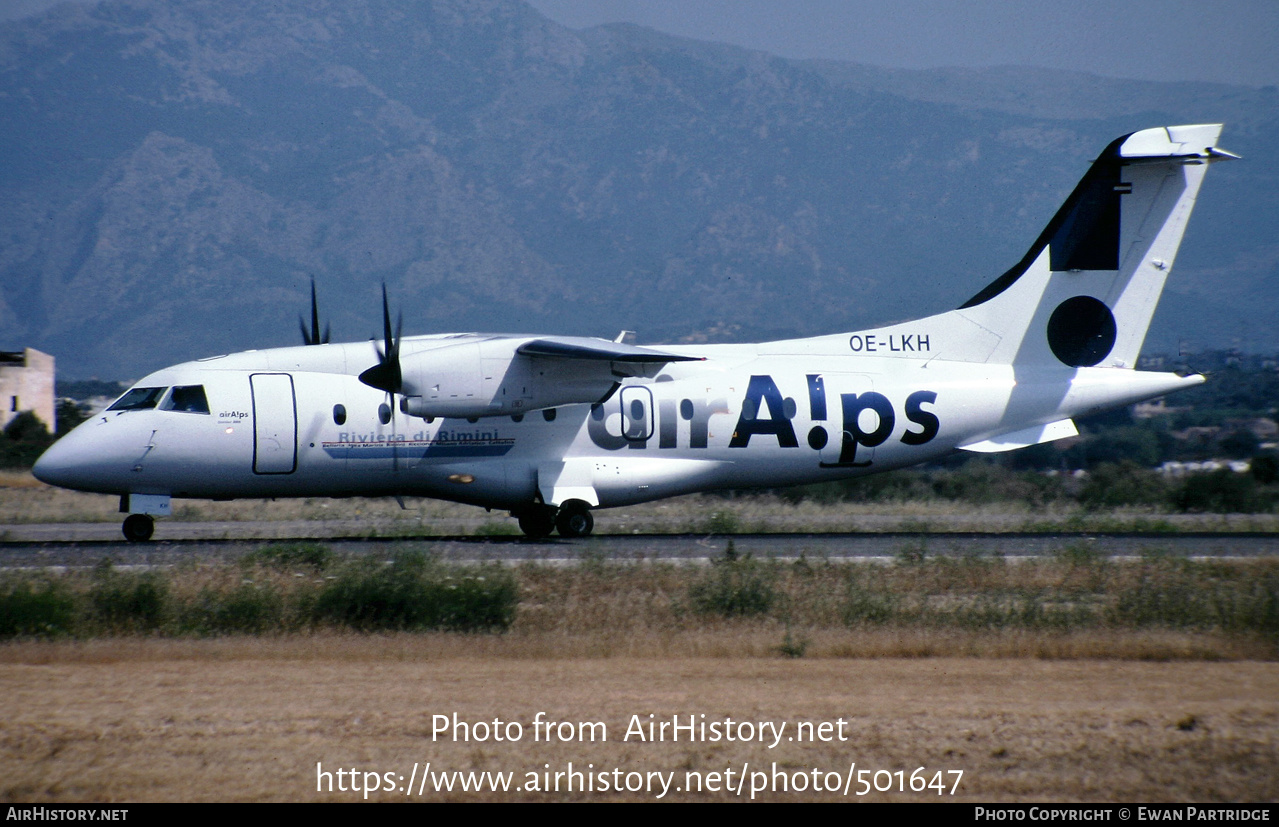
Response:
[[0, 640, 1274, 802]]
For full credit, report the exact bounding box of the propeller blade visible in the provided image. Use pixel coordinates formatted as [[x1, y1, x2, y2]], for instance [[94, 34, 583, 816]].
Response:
[[358, 283, 403, 394], [299, 278, 331, 345], [381, 284, 402, 362]]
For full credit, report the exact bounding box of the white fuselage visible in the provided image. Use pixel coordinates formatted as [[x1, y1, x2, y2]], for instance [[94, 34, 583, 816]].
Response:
[[33, 331, 1197, 511]]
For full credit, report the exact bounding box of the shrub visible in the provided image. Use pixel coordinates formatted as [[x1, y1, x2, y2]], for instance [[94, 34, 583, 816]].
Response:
[[0, 411, 56, 469], [688, 556, 776, 617], [1250, 452, 1278, 485], [241, 542, 334, 572], [843, 571, 897, 625], [0, 576, 76, 637], [312, 552, 518, 632], [89, 564, 168, 632], [929, 463, 1066, 507], [177, 582, 284, 635], [1112, 559, 1279, 636], [703, 510, 741, 535], [1172, 470, 1261, 513], [1078, 462, 1167, 510]]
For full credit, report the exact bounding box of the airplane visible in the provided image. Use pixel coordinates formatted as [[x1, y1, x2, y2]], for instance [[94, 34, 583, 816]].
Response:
[[33, 124, 1237, 542]]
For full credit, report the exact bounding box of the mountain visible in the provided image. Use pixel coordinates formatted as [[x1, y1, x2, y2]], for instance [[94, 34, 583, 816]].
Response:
[[2, 0, 1276, 379]]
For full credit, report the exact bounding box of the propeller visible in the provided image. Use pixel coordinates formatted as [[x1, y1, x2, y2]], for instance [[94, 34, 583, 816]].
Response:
[[359, 284, 404, 471], [359, 284, 402, 394], [299, 278, 331, 346]]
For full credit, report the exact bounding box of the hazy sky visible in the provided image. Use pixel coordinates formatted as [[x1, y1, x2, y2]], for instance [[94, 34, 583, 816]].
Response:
[[525, 0, 1279, 88], [6, 0, 1278, 88]]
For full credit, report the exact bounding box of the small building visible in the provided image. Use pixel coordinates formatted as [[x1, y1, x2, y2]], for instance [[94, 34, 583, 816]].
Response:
[[0, 348, 55, 434], [1132, 397, 1188, 419]]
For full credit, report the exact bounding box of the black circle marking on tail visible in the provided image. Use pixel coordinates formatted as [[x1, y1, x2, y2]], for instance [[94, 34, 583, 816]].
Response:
[[1046, 296, 1117, 367]]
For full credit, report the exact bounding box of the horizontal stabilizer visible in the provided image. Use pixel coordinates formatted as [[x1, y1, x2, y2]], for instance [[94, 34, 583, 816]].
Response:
[[1117, 124, 1240, 160], [959, 419, 1078, 453]]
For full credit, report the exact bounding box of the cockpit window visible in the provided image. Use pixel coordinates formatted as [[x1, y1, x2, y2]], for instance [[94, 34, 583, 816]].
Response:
[[107, 387, 167, 412], [164, 385, 210, 414]]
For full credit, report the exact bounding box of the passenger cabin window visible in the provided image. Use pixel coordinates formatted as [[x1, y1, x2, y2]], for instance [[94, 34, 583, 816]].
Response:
[[164, 385, 210, 414], [107, 387, 167, 412]]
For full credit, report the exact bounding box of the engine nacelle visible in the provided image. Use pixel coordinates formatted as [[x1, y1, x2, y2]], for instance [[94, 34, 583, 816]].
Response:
[[398, 337, 626, 419]]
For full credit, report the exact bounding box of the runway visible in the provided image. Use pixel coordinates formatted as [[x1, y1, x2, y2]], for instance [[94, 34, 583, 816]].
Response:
[[2, 529, 1276, 568]]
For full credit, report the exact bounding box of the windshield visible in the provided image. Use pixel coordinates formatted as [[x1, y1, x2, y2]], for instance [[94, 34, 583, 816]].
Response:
[[163, 385, 210, 414], [107, 386, 167, 412]]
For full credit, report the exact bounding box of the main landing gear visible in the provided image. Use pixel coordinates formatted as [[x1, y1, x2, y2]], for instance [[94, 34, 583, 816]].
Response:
[[513, 500, 594, 539]]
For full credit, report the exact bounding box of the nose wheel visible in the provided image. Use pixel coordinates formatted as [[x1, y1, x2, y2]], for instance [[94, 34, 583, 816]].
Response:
[[122, 513, 155, 543]]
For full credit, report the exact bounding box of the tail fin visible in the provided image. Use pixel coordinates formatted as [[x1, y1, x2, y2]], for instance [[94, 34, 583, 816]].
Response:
[[954, 124, 1237, 368]]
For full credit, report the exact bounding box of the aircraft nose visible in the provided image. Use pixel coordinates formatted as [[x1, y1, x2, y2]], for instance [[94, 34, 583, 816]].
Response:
[[32, 436, 80, 488], [31, 421, 127, 493]]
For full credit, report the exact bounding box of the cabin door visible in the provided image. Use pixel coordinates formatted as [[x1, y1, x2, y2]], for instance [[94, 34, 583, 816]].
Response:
[[250, 373, 297, 474]]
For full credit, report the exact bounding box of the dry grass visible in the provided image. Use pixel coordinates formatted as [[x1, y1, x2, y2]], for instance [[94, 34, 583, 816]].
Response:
[[5, 552, 1277, 658], [0, 646, 1275, 802]]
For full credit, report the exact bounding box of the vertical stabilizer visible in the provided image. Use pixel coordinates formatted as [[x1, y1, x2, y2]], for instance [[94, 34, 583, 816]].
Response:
[[955, 125, 1236, 368]]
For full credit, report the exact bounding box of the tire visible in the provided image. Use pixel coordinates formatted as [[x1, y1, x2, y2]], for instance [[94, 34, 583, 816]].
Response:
[[122, 514, 155, 543], [555, 501, 594, 538], [516, 508, 556, 538]]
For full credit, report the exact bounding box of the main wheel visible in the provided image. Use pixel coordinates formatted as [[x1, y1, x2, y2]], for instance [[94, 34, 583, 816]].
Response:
[[555, 501, 594, 538], [516, 507, 556, 538], [122, 513, 155, 543]]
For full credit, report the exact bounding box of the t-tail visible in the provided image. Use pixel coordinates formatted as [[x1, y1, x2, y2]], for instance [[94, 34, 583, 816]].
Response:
[[948, 123, 1237, 368], [843, 125, 1237, 455]]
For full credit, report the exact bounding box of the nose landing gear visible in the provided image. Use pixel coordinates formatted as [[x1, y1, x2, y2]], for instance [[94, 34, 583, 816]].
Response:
[[119, 494, 168, 542], [122, 513, 155, 543]]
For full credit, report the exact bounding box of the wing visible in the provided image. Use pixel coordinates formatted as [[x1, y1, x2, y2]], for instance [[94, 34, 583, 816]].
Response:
[[517, 336, 703, 373], [397, 335, 703, 419]]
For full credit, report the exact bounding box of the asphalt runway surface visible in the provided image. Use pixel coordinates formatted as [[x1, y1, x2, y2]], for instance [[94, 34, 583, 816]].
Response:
[[2, 529, 1276, 568]]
